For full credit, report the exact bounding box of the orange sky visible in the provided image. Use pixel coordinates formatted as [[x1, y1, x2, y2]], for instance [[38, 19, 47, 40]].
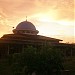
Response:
[[0, 0, 74, 43]]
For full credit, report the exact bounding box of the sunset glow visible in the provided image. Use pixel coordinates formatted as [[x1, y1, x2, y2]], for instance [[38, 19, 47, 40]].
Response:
[[0, 0, 74, 43]]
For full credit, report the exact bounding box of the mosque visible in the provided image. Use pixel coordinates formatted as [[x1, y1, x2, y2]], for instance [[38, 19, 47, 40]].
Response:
[[0, 19, 74, 58]]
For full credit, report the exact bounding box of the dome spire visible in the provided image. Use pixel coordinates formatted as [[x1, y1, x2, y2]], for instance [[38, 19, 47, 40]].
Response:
[[26, 16, 27, 21]]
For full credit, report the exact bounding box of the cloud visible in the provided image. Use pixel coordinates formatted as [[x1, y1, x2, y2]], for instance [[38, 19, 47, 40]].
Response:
[[0, 12, 12, 36], [0, 0, 74, 43], [0, 0, 74, 26], [0, 0, 74, 20], [0, 24, 12, 37]]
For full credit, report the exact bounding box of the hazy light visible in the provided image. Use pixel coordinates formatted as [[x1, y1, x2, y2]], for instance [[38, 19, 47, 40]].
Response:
[[57, 20, 74, 26], [31, 13, 55, 22]]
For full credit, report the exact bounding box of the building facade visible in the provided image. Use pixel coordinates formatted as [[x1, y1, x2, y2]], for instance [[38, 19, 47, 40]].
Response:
[[0, 20, 74, 58]]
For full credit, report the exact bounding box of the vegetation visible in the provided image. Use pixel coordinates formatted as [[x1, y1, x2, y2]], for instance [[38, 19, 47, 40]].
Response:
[[0, 46, 64, 75]]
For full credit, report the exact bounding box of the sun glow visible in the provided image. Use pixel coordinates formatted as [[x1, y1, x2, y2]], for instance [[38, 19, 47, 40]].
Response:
[[29, 13, 74, 43], [57, 20, 74, 26], [37, 14, 53, 22], [38, 17, 50, 22], [30, 13, 54, 22]]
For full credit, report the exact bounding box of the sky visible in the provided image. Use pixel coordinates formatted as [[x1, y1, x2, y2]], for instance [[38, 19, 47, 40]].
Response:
[[0, 0, 74, 43]]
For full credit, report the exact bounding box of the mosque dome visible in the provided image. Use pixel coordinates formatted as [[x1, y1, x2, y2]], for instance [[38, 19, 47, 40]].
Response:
[[13, 21, 39, 35], [16, 21, 36, 31]]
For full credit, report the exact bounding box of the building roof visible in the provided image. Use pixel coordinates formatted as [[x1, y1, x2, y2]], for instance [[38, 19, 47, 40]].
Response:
[[0, 20, 63, 44], [1, 34, 62, 41]]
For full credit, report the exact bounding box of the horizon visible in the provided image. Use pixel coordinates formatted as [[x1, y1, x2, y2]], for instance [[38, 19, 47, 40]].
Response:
[[0, 0, 74, 43]]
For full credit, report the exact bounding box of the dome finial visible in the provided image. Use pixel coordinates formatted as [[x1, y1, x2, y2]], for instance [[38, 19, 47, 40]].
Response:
[[26, 16, 27, 21]]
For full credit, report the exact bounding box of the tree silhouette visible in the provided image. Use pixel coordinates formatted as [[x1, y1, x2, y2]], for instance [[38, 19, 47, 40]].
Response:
[[0, 46, 64, 75]]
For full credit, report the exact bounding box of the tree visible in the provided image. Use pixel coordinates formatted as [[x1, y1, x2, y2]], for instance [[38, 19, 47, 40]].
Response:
[[0, 46, 64, 75]]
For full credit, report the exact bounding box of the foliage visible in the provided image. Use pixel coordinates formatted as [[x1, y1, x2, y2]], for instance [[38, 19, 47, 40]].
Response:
[[0, 46, 64, 75]]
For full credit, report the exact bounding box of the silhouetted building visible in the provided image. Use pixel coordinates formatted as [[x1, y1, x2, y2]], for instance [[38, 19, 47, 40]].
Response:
[[0, 20, 74, 58]]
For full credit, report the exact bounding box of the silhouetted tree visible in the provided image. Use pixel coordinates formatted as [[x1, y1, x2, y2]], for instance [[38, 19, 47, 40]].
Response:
[[0, 46, 64, 75]]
